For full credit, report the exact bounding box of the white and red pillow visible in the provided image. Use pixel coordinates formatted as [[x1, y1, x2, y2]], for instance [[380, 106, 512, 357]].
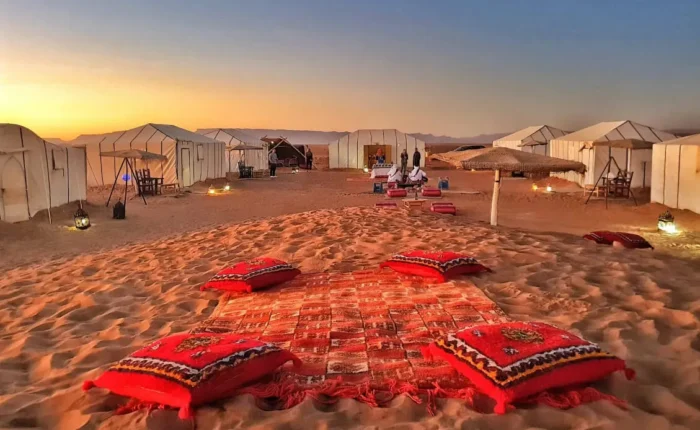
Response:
[[380, 250, 489, 282], [83, 333, 301, 419], [583, 231, 653, 249], [424, 322, 634, 413], [201, 258, 300, 292]]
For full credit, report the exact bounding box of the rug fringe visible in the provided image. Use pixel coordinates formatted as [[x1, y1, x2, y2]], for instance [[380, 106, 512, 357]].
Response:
[[524, 386, 628, 410], [237, 378, 478, 416]]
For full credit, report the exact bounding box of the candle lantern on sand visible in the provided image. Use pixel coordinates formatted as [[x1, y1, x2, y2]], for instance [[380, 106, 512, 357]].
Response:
[[74, 202, 90, 230], [658, 211, 677, 234]]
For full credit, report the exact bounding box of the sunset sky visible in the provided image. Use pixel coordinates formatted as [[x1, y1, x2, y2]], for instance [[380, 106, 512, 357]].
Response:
[[1, 0, 699, 140]]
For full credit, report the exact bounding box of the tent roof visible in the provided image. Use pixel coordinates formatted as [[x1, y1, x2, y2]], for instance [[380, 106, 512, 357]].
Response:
[[73, 123, 220, 146], [555, 120, 676, 143], [654, 133, 700, 147], [460, 147, 586, 174], [100, 149, 168, 161], [197, 128, 264, 146], [579, 139, 655, 150], [261, 136, 291, 145], [1, 123, 68, 152], [494, 125, 568, 146], [229, 143, 264, 151], [147, 124, 220, 144]]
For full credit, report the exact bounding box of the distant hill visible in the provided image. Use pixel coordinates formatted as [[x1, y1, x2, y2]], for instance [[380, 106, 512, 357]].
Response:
[[45, 138, 70, 145], [233, 128, 511, 146]]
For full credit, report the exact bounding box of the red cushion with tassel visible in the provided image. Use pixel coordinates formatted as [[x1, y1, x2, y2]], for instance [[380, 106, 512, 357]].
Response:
[[386, 188, 407, 198], [201, 258, 300, 292], [380, 250, 489, 282], [423, 322, 634, 414], [430, 204, 456, 215], [421, 188, 442, 197], [83, 333, 301, 419], [583, 231, 653, 249]]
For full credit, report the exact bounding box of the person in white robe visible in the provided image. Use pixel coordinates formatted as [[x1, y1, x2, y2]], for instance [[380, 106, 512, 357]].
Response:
[[387, 165, 403, 183], [408, 166, 428, 183]]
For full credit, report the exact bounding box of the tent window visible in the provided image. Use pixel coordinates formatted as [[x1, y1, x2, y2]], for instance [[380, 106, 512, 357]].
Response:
[[52, 150, 65, 171], [196, 144, 204, 161]]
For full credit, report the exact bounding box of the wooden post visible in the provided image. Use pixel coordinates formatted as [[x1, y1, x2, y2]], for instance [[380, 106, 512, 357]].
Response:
[[490, 169, 501, 226]]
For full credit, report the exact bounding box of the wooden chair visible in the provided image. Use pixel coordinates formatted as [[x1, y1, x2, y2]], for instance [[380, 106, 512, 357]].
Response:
[[583, 184, 602, 198]]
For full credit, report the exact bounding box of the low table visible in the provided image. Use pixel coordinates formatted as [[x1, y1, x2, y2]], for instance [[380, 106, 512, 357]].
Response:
[[402, 198, 427, 215]]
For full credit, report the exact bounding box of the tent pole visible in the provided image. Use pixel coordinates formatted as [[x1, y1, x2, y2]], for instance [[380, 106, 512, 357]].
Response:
[[490, 169, 501, 226], [106, 158, 126, 207], [126, 158, 147, 205], [586, 157, 611, 206]]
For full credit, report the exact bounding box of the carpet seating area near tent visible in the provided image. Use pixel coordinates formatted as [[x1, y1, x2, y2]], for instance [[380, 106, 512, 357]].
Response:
[[0, 124, 87, 223], [328, 129, 426, 169]]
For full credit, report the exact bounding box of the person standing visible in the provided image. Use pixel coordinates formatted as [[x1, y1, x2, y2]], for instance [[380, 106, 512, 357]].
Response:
[[400, 148, 409, 176], [306, 147, 313, 170], [413, 148, 421, 168], [268, 150, 278, 178]]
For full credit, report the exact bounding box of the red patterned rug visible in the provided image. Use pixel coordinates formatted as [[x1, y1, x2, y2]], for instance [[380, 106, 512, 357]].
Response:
[[193, 269, 510, 412]]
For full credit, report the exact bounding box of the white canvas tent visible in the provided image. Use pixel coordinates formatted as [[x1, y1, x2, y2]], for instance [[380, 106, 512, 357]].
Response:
[[71, 124, 225, 188], [493, 125, 567, 156], [196, 128, 268, 172], [328, 129, 425, 169], [1, 124, 87, 223], [651, 133, 700, 214], [549, 120, 676, 188]]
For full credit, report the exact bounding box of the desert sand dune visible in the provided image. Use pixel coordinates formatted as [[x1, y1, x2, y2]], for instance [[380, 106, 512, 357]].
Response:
[[1, 204, 699, 429]]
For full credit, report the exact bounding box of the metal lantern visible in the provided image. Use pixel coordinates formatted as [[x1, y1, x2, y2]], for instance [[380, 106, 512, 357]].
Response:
[[658, 211, 677, 234], [224, 184, 231, 191], [74, 204, 90, 230]]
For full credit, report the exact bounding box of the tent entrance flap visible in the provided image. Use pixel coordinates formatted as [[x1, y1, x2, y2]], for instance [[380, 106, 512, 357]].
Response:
[[0, 158, 29, 222], [364, 145, 393, 167]]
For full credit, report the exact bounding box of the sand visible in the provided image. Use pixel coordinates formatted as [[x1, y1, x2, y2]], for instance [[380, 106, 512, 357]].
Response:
[[2, 166, 700, 429]]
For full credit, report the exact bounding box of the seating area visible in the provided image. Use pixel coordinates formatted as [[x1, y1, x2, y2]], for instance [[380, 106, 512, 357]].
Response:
[[134, 169, 164, 196], [584, 169, 637, 205]]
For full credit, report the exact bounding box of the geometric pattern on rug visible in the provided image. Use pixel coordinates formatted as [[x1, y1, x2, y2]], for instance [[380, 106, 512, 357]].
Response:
[[193, 269, 510, 391]]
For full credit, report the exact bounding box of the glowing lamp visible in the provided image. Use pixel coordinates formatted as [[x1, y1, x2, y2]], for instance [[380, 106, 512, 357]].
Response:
[[73, 205, 90, 230], [532, 184, 538, 191], [292, 167, 299, 174], [546, 185, 553, 193], [224, 184, 231, 191], [208, 186, 216, 195], [363, 166, 369, 173], [658, 211, 677, 234]]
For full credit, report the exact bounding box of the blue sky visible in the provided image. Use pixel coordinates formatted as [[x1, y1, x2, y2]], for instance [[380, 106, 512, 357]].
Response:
[[1, 0, 699, 138]]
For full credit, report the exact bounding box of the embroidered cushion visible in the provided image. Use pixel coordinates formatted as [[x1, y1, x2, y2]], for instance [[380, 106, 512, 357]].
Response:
[[386, 188, 407, 198], [380, 250, 489, 282], [583, 231, 653, 249], [201, 258, 300, 292], [83, 333, 301, 419], [424, 322, 634, 414], [431, 202, 456, 215], [421, 187, 442, 197]]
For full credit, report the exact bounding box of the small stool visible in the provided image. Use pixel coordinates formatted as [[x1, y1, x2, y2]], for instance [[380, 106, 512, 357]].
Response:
[[438, 177, 449, 190], [373, 182, 384, 193]]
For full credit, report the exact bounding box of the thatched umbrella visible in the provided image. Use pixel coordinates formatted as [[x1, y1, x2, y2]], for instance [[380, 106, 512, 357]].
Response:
[[460, 147, 586, 226]]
